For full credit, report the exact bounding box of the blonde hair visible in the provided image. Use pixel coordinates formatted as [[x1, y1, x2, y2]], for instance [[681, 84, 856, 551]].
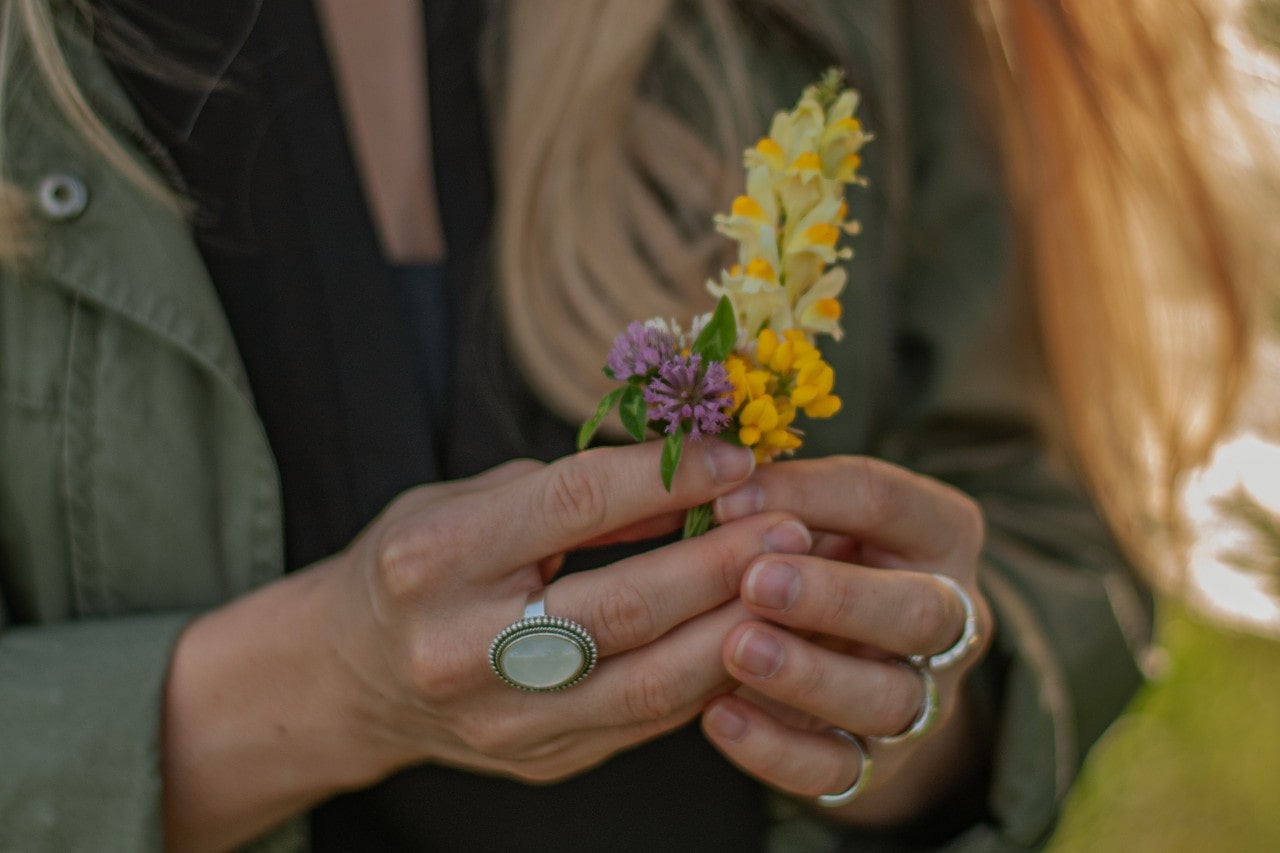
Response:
[[973, 0, 1274, 569], [491, 0, 757, 421]]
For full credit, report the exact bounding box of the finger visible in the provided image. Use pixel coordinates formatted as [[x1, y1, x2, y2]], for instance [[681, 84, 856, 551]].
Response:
[[566, 598, 749, 733], [543, 512, 812, 656], [740, 559, 973, 661], [436, 440, 757, 578], [575, 511, 687, 549], [714, 456, 984, 562], [378, 459, 546, 527], [703, 694, 868, 800], [721, 621, 927, 739]]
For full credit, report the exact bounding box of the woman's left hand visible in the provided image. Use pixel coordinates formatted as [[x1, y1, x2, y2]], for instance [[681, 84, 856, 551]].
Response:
[[700, 455, 994, 825]]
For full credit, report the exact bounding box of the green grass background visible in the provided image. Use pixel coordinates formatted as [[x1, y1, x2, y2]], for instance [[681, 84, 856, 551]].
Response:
[[1049, 605, 1280, 852]]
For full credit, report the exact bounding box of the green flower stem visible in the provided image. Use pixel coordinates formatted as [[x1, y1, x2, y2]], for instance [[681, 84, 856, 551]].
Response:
[[682, 502, 715, 539]]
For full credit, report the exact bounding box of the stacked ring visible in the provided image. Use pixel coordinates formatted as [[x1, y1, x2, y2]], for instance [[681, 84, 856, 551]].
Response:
[[910, 575, 980, 671], [870, 664, 939, 745], [816, 728, 873, 808]]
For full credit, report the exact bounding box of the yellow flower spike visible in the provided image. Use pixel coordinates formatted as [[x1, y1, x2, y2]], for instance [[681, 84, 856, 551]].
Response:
[[790, 384, 821, 408], [804, 395, 843, 418], [795, 360, 835, 394], [790, 152, 822, 174], [834, 154, 863, 182], [769, 340, 795, 373], [739, 425, 762, 446], [803, 223, 840, 248], [765, 429, 802, 451], [831, 116, 862, 135], [754, 137, 785, 170], [745, 257, 777, 283], [739, 396, 779, 433], [724, 356, 751, 411], [815, 298, 842, 319], [755, 328, 779, 365], [746, 369, 771, 399], [731, 195, 769, 222], [774, 399, 797, 427]]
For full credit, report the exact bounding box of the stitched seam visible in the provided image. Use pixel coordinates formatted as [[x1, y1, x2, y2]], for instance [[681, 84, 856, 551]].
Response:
[[59, 293, 102, 614]]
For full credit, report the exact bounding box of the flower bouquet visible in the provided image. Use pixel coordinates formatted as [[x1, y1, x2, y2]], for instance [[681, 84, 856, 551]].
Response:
[[578, 70, 870, 537]]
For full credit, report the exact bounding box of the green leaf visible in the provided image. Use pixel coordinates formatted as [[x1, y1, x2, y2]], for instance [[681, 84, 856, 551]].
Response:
[[619, 384, 648, 442], [576, 386, 626, 451], [691, 296, 737, 363], [660, 429, 685, 492]]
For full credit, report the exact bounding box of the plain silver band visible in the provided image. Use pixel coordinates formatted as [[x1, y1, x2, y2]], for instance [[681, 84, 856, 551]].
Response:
[[524, 592, 548, 619], [909, 575, 980, 671], [816, 729, 873, 807], [869, 664, 939, 745]]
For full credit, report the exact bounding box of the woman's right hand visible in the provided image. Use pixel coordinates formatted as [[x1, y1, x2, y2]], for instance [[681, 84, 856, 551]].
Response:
[[326, 439, 812, 783], [162, 439, 810, 851]]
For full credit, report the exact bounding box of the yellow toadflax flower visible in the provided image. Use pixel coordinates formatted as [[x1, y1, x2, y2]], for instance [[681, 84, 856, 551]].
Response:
[[707, 70, 869, 461]]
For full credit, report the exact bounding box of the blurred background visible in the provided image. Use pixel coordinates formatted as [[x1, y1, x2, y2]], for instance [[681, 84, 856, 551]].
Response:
[[1049, 2, 1280, 849]]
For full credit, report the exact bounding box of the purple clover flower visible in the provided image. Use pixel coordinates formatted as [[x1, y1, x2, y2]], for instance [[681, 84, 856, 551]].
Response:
[[606, 321, 676, 381], [644, 354, 734, 437]]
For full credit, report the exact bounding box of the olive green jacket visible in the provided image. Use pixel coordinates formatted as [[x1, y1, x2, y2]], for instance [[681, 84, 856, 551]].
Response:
[[0, 5, 1149, 851]]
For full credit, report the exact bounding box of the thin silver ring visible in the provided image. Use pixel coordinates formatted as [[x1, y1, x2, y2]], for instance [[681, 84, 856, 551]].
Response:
[[869, 664, 939, 745], [910, 575, 980, 671], [489, 591, 598, 692], [816, 728, 873, 808]]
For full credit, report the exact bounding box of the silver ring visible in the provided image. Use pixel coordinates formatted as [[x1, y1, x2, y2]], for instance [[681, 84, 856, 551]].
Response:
[[489, 591, 598, 692], [870, 664, 939, 745], [909, 575, 980, 671], [816, 728, 872, 807]]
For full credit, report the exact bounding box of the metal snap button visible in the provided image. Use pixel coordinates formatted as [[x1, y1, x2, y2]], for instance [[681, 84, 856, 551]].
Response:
[[36, 174, 89, 221]]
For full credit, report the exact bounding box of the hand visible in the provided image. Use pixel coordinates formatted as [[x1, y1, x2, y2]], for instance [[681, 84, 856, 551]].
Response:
[[699, 455, 993, 824], [164, 438, 816, 850], [320, 438, 815, 785]]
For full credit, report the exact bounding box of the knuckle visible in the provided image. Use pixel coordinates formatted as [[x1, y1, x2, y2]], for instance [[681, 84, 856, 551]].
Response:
[[698, 530, 751, 599], [955, 495, 987, 554], [593, 580, 657, 649], [788, 652, 828, 703], [373, 514, 463, 603], [622, 665, 681, 723], [901, 583, 952, 652], [872, 665, 921, 736], [846, 456, 904, 527], [374, 523, 427, 603], [540, 459, 611, 536]]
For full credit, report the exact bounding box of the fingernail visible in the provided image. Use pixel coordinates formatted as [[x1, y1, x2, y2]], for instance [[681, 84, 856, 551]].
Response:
[[762, 520, 811, 554], [706, 442, 755, 485], [734, 629, 783, 678], [746, 561, 800, 611], [706, 704, 748, 742], [714, 484, 762, 520]]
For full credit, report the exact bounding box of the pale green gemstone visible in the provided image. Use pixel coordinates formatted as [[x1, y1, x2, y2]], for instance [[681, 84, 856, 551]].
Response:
[[499, 631, 587, 690]]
